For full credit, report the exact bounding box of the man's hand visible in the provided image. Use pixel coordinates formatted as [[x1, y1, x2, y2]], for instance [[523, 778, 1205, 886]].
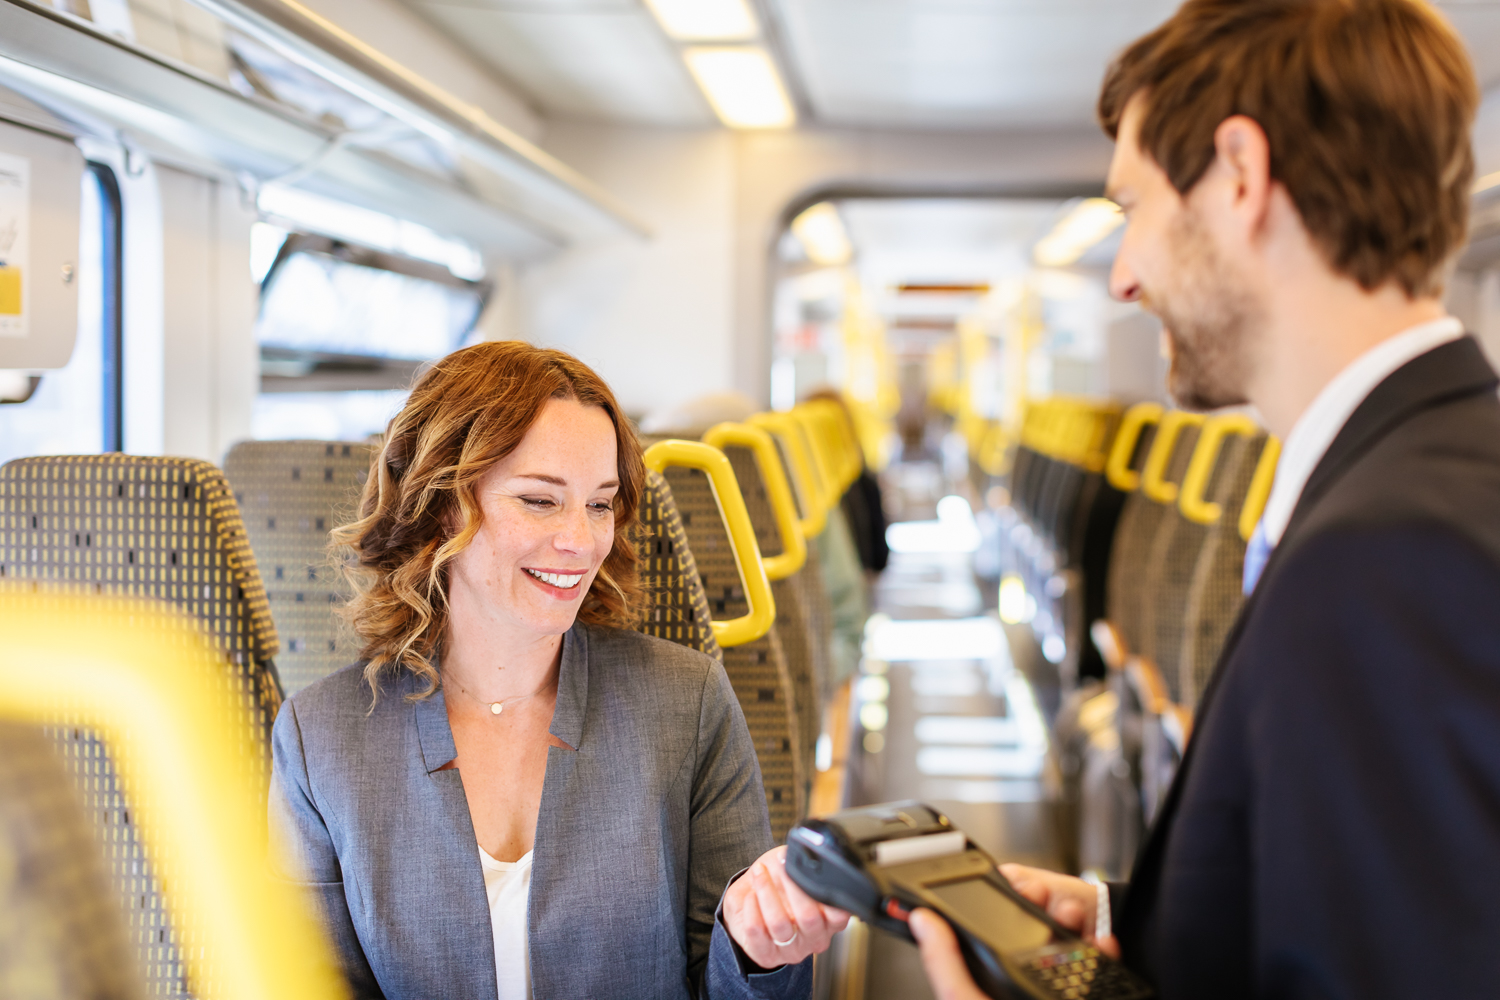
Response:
[[999, 864, 1119, 957], [722, 845, 852, 969], [910, 864, 1121, 999]]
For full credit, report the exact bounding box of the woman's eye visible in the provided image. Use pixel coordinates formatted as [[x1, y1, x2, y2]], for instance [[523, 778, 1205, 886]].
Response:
[[521, 496, 556, 509], [588, 501, 615, 514]]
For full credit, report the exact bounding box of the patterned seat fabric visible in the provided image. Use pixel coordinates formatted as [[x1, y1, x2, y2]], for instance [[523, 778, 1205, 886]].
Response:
[[1137, 428, 1219, 702], [723, 443, 822, 812], [0, 721, 143, 1000], [224, 440, 376, 697], [642, 442, 802, 842], [0, 454, 279, 998], [1176, 432, 1269, 708], [1105, 422, 1193, 656], [636, 470, 721, 660]]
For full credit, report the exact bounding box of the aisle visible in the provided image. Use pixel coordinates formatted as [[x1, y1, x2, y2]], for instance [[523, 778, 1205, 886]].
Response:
[[851, 461, 1064, 1000]]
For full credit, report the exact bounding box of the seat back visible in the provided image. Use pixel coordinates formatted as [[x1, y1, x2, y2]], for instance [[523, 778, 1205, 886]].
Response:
[[1176, 432, 1275, 707], [643, 437, 802, 841], [0, 720, 144, 999], [635, 470, 722, 660], [224, 440, 377, 696], [721, 441, 821, 809], [1106, 413, 1201, 655], [0, 454, 280, 998]]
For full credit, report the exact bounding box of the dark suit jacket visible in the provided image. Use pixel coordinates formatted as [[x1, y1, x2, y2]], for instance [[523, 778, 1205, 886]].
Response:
[[1114, 336, 1500, 998]]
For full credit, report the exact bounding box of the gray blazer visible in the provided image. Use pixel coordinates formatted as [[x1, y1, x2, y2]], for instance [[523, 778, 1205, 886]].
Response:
[[270, 622, 811, 1000]]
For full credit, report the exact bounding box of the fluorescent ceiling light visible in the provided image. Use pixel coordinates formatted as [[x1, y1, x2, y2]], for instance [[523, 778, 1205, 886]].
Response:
[[646, 0, 759, 41], [1033, 198, 1124, 267], [791, 202, 852, 265], [683, 46, 795, 129]]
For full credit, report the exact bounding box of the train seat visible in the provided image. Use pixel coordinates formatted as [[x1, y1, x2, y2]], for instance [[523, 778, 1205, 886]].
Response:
[[641, 437, 801, 840], [636, 469, 722, 660], [0, 453, 280, 997], [224, 440, 377, 697]]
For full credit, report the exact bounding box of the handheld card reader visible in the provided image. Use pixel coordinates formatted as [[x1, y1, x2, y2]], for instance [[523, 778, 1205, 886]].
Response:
[[785, 802, 1153, 1000]]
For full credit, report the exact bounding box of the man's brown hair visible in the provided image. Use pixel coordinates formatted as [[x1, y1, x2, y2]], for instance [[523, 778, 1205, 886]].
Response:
[[333, 341, 646, 701], [1099, 0, 1478, 297]]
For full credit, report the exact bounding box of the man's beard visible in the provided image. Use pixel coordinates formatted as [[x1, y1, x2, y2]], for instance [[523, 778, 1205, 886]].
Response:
[[1144, 209, 1260, 411]]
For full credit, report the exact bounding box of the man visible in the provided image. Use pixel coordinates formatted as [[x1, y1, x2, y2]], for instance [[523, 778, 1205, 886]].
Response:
[[911, 0, 1500, 996]]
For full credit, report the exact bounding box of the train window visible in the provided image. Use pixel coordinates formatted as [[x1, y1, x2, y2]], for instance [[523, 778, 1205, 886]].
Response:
[[0, 163, 118, 464], [250, 231, 490, 441]]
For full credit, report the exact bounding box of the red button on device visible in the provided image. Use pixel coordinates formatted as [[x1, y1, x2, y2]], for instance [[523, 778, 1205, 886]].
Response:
[[884, 898, 912, 921]]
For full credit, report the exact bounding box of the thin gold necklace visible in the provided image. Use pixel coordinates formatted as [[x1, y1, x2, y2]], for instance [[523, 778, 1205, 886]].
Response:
[[446, 671, 556, 717]]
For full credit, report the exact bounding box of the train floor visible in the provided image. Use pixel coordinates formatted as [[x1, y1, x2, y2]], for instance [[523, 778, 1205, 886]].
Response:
[[848, 458, 1065, 1000]]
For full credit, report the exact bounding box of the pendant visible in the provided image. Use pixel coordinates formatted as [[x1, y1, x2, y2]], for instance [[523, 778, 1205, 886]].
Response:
[[490, 702, 503, 715]]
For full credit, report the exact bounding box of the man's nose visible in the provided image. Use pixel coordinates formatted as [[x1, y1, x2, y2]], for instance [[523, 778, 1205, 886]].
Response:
[[1109, 248, 1142, 303]]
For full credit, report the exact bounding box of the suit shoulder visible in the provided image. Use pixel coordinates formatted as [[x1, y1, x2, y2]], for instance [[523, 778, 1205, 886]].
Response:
[[581, 623, 719, 675], [281, 661, 406, 731]]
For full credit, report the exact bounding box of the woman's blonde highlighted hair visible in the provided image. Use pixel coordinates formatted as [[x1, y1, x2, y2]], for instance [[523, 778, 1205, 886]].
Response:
[[334, 341, 646, 700]]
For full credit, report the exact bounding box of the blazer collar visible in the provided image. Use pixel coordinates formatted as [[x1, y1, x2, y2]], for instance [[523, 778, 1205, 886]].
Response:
[[412, 624, 592, 772], [1278, 335, 1498, 552], [550, 623, 590, 751]]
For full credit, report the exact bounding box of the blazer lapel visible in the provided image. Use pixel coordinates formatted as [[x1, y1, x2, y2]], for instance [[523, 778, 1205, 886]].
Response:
[[1121, 335, 1499, 927]]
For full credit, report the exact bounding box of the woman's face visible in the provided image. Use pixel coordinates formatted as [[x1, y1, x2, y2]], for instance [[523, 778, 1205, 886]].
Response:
[[447, 397, 620, 642]]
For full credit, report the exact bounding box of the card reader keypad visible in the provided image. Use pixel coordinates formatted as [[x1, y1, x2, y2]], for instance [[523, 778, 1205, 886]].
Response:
[[1022, 946, 1146, 999]]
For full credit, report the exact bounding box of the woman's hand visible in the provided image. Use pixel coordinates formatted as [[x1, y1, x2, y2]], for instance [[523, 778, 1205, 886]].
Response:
[[910, 864, 1120, 1000], [722, 846, 852, 969]]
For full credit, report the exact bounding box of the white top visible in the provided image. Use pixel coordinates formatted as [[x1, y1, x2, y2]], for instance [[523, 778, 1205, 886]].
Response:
[[1258, 316, 1464, 546], [478, 846, 534, 1000]]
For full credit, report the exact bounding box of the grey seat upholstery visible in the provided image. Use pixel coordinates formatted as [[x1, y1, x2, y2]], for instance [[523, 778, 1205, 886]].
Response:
[[224, 440, 376, 697], [0, 453, 280, 998]]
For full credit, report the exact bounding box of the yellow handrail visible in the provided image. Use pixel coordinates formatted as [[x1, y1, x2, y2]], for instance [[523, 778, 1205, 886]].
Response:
[[1179, 414, 1261, 525], [749, 412, 828, 538], [1238, 436, 1282, 542], [1105, 402, 1164, 492], [815, 400, 864, 489], [0, 591, 346, 1000], [643, 440, 777, 647], [796, 402, 852, 494], [702, 421, 807, 581], [1140, 410, 1206, 504]]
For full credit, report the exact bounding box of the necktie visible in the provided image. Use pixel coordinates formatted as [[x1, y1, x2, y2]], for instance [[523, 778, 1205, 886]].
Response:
[[1242, 521, 1272, 595]]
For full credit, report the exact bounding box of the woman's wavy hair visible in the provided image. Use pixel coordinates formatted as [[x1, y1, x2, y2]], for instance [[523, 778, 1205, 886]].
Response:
[[333, 341, 646, 701]]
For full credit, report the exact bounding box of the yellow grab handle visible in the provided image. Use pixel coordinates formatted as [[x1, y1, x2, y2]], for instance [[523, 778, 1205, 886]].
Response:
[[0, 591, 347, 1000], [1179, 414, 1260, 525], [797, 402, 855, 494], [1105, 402, 1164, 492], [702, 421, 807, 581], [749, 412, 828, 538], [1238, 435, 1281, 542], [820, 401, 865, 488], [643, 440, 776, 647], [1140, 410, 1206, 504]]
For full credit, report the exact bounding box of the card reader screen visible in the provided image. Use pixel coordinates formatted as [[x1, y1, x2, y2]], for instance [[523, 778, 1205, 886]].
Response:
[[928, 877, 1055, 951]]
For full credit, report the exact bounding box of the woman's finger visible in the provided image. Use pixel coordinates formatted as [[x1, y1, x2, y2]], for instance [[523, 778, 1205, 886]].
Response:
[[750, 862, 800, 952]]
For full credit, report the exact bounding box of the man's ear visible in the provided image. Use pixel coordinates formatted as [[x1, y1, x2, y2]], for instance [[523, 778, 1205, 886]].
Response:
[[1212, 115, 1273, 233]]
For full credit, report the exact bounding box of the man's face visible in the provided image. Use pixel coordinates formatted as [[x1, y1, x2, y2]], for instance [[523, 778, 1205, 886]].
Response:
[[1106, 96, 1261, 410]]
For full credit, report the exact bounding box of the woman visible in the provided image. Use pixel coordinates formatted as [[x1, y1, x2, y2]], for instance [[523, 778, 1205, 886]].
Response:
[[269, 342, 848, 999]]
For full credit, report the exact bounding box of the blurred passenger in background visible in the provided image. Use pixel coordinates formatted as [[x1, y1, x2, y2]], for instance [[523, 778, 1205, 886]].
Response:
[[912, 1, 1500, 997], [805, 388, 889, 577], [269, 342, 844, 1000]]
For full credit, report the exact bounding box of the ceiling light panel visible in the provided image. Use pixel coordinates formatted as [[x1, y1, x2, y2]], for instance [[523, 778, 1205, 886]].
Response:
[[791, 201, 851, 264], [1033, 198, 1124, 267], [683, 46, 795, 128], [645, 0, 760, 41]]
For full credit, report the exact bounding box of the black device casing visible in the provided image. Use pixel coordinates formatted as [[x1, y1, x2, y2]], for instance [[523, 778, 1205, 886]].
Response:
[[785, 801, 1152, 1000]]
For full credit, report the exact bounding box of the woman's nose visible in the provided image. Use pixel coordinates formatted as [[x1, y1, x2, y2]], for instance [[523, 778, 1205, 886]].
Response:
[[552, 503, 594, 553]]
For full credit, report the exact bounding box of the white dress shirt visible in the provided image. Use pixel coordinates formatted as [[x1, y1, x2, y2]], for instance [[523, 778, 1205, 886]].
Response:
[[1258, 316, 1465, 546]]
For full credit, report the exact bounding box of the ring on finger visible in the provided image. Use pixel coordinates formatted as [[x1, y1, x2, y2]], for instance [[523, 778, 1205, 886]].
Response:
[[771, 929, 799, 947]]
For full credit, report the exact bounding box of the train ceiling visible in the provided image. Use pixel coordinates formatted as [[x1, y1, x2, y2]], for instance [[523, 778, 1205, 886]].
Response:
[[394, 0, 1500, 130]]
